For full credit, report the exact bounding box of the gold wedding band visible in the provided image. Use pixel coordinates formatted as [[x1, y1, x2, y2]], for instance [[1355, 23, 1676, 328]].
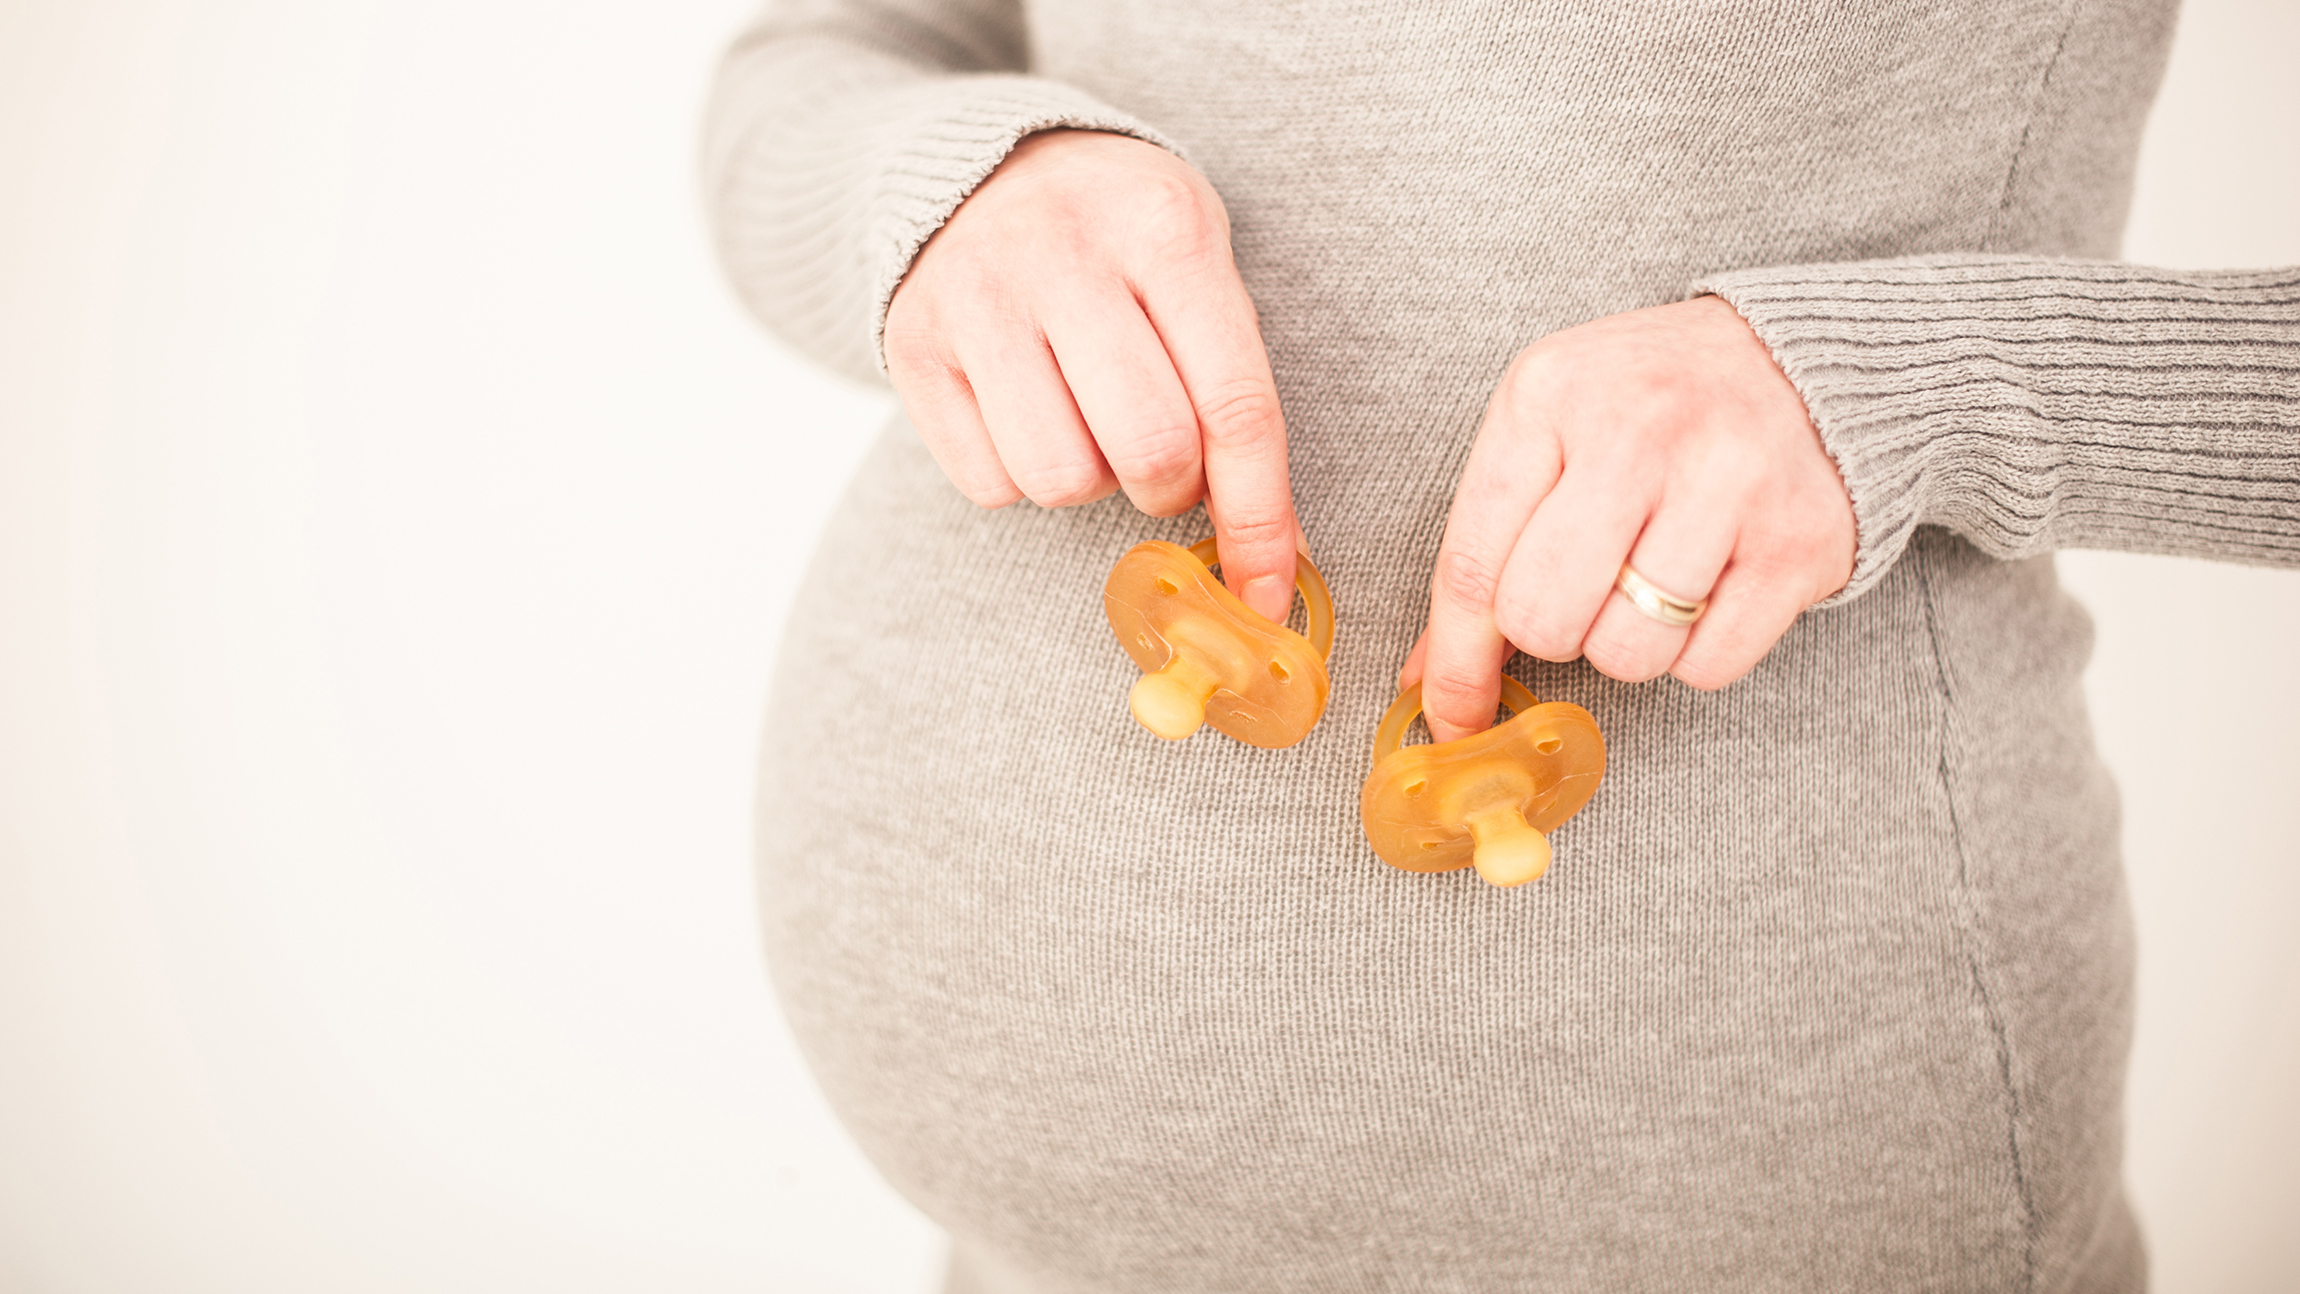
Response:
[[1615, 563, 1708, 627]]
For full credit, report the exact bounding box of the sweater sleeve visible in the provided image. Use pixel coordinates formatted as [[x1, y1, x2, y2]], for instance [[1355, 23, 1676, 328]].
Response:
[[1693, 256, 2300, 603], [702, 0, 1177, 386]]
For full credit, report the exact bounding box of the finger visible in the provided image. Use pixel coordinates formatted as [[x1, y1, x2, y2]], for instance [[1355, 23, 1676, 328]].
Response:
[[1398, 630, 1429, 691], [885, 339, 1022, 508], [1575, 500, 1736, 684], [958, 326, 1119, 509], [1043, 289, 1205, 518], [1488, 464, 1652, 666], [1667, 549, 1813, 691], [1137, 257, 1296, 625], [1418, 397, 1566, 742], [1418, 612, 1514, 743]]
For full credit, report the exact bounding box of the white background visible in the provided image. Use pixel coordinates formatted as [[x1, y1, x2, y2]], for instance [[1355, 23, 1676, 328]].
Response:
[[1, 1, 2294, 1290]]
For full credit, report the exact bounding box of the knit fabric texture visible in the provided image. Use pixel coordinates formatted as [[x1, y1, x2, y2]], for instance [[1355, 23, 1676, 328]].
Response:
[[704, 2, 2299, 1291], [1700, 258, 2300, 601]]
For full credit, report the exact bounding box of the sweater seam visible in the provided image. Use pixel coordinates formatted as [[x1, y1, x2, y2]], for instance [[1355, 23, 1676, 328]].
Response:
[[1916, 541, 2040, 1291], [1984, 0, 2083, 251]]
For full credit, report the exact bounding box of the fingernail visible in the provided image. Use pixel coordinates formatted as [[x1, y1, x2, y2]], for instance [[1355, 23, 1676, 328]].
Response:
[[1241, 574, 1290, 625]]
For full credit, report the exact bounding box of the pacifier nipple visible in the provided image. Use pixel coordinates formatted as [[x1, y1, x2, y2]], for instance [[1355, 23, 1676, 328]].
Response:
[[1129, 655, 1220, 740], [1103, 539, 1335, 749], [1465, 805, 1553, 888]]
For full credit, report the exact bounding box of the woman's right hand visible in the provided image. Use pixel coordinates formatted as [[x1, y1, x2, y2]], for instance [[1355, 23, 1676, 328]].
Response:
[[883, 129, 1301, 625]]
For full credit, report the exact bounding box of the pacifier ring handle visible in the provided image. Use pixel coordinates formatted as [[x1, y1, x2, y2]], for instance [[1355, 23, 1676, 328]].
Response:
[[1186, 538, 1335, 662], [1372, 677, 1542, 762]]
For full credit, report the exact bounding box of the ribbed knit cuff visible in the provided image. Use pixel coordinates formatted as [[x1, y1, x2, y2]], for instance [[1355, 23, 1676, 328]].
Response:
[[855, 76, 1179, 373], [1695, 257, 2300, 604], [706, 36, 1176, 383]]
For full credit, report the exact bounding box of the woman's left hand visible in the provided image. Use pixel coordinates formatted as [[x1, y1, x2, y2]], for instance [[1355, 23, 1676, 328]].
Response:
[[1403, 295, 1857, 743]]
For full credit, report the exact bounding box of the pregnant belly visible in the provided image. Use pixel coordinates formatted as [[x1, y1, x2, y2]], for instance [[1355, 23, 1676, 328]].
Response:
[[756, 425, 2130, 1292]]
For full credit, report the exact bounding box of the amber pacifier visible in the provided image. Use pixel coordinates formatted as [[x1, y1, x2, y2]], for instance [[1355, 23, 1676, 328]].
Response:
[[1358, 678, 1606, 887], [1103, 538, 1335, 748]]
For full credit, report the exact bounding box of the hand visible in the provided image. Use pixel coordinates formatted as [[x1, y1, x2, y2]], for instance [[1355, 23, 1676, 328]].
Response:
[[884, 129, 1300, 623], [1402, 295, 1856, 742]]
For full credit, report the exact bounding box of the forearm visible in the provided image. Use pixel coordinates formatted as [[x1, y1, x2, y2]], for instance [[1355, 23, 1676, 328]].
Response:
[[1698, 256, 2300, 601]]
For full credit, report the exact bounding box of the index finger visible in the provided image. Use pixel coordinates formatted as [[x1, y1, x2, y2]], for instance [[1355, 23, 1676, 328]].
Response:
[[1418, 391, 1565, 742], [1137, 258, 1298, 626]]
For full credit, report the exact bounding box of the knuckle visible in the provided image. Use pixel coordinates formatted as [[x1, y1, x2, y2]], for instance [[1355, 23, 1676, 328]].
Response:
[[1500, 345, 1546, 391], [1432, 548, 1501, 614], [1193, 379, 1284, 448], [1511, 632, 1578, 664], [1133, 173, 1222, 254], [1702, 438, 1773, 499], [926, 449, 1016, 508], [1424, 660, 1489, 700], [1135, 487, 1206, 520], [1670, 651, 1741, 692], [959, 478, 1022, 509], [912, 425, 1011, 507], [1012, 461, 1108, 509], [926, 445, 1018, 508], [1500, 343, 1563, 403], [1212, 509, 1291, 559], [881, 313, 928, 366], [883, 340, 926, 384], [1421, 663, 1497, 726], [1581, 627, 1663, 684], [882, 323, 951, 388], [1729, 544, 1795, 590], [1490, 585, 1543, 647], [1104, 425, 1199, 486]]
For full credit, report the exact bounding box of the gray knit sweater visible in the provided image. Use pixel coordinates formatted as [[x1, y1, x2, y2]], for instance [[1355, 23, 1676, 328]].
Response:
[[705, 3, 2300, 1291]]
